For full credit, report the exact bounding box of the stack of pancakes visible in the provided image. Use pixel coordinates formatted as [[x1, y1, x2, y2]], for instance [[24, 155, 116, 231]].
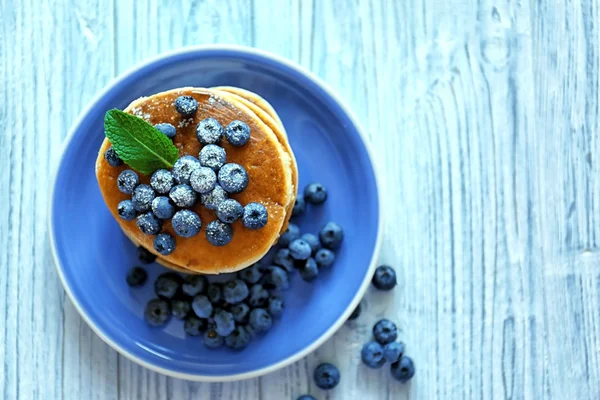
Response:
[[95, 87, 298, 274]]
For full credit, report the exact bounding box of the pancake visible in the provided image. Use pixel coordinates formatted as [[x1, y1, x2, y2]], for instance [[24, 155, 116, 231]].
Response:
[[96, 88, 295, 274]]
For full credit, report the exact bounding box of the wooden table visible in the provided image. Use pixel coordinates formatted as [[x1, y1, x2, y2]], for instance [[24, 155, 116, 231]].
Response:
[[2, 0, 599, 399]]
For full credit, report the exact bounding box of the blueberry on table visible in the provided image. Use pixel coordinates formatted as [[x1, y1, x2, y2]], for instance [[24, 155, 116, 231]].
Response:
[[299, 258, 319, 282], [205, 220, 233, 246], [190, 166, 217, 194], [153, 233, 176, 255], [200, 185, 228, 210], [181, 275, 207, 297], [191, 294, 213, 318], [289, 239, 312, 261], [218, 163, 249, 194], [391, 356, 415, 383], [169, 184, 197, 208], [348, 302, 361, 321], [213, 309, 236, 337], [206, 283, 223, 304], [172, 155, 201, 185], [174, 95, 198, 117], [137, 246, 156, 264], [216, 198, 244, 224], [268, 296, 284, 318], [150, 169, 175, 194], [361, 341, 386, 368], [136, 212, 162, 235], [196, 117, 224, 145], [132, 184, 156, 212], [154, 122, 176, 139], [237, 264, 262, 284], [292, 197, 305, 217], [230, 302, 250, 323], [104, 146, 123, 167], [304, 182, 328, 204], [184, 315, 207, 336], [171, 299, 191, 319], [225, 326, 252, 350], [319, 222, 344, 249], [225, 120, 251, 146], [203, 328, 224, 349], [301, 233, 320, 255], [172, 209, 202, 238], [144, 298, 171, 327], [151, 196, 175, 219], [315, 248, 335, 268], [199, 144, 226, 171], [372, 265, 397, 291], [313, 363, 340, 390], [154, 273, 182, 299], [249, 308, 273, 333], [383, 342, 405, 363], [242, 202, 268, 230], [117, 200, 136, 221], [273, 248, 295, 272], [126, 266, 147, 287], [265, 266, 290, 291], [248, 284, 269, 307], [297, 396, 316, 400], [373, 319, 398, 345], [278, 223, 300, 247], [223, 279, 249, 304], [117, 169, 139, 194]]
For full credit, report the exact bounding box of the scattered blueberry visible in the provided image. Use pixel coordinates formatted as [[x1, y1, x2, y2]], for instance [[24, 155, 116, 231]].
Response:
[[153, 233, 176, 255], [200, 185, 228, 210], [216, 199, 244, 223], [313, 363, 340, 390], [225, 120, 251, 146], [248, 284, 269, 307], [190, 166, 217, 194], [268, 296, 284, 318], [104, 146, 123, 167], [151, 196, 175, 219], [132, 184, 156, 212], [150, 169, 174, 194], [203, 328, 224, 349], [218, 163, 249, 194], [117, 200, 136, 221], [213, 309, 236, 337], [184, 315, 207, 336], [174, 95, 198, 117], [278, 224, 300, 247], [126, 267, 147, 287], [238, 263, 262, 284], [172, 155, 201, 185], [361, 341, 386, 368], [383, 342, 405, 363], [137, 246, 156, 264], [242, 202, 268, 230], [181, 275, 207, 297], [304, 183, 328, 204], [172, 209, 202, 238], [289, 239, 312, 260], [199, 144, 226, 171], [192, 295, 213, 318], [154, 122, 176, 139], [391, 356, 415, 383], [225, 325, 252, 350], [223, 279, 249, 304], [301, 233, 320, 255], [299, 258, 319, 282], [196, 117, 224, 145], [117, 169, 139, 194], [144, 298, 171, 327], [171, 299, 191, 319], [297, 396, 316, 400], [231, 302, 250, 323], [169, 184, 197, 208], [348, 303, 361, 320], [373, 319, 398, 345], [319, 222, 344, 249], [273, 248, 295, 272], [315, 248, 335, 268], [136, 212, 162, 235], [372, 265, 397, 291], [265, 266, 290, 291], [206, 283, 223, 305], [292, 197, 305, 217], [154, 273, 182, 299], [249, 308, 273, 333], [205, 220, 233, 246]]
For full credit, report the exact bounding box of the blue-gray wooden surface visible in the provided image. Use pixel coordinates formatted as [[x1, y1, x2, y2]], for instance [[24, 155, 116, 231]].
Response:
[[2, 0, 600, 399]]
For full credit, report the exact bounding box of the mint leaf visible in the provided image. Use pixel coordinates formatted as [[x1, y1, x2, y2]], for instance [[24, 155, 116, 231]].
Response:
[[104, 109, 179, 175]]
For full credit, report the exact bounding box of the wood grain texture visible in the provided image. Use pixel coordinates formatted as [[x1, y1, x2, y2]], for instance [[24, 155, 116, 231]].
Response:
[[1, 0, 599, 398]]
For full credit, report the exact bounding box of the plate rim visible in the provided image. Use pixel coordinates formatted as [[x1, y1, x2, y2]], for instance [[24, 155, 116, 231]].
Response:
[[48, 44, 384, 382]]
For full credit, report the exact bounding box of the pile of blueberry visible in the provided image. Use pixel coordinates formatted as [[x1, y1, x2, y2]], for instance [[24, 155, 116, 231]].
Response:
[[105, 95, 268, 256]]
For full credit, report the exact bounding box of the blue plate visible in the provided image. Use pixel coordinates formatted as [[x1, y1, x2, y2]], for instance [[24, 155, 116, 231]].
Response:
[[49, 45, 382, 381]]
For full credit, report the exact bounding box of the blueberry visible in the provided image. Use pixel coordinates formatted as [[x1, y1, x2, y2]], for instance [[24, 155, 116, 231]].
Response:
[[181, 275, 207, 297], [199, 144, 226, 171], [206, 283, 223, 305], [153, 233, 176, 255], [348, 302, 361, 321], [218, 163, 249, 194], [136, 212, 162, 235], [289, 239, 311, 260], [137, 246, 156, 264], [117, 200, 136, 221], [373, 319, 398, 345], [248, 284, 269, 307], [225, 120, 251, 146], [301, 233, 320, 255], [190, 166, 217, 194], [313, 363, 340, 390], [297, 396, 316, 400], [268, 296, 284, 318], [231, 302, 250, 323], [273, 248, 295, 272], [172, 210, 202, 238], [132, 184, 156, 212], [172, 155, 201, 185], [225, 326, 252, 350], [174, 95, 198, 117], [196, 117, 224, 145], [361, 341, 386, 368], [372, 265, 397, 291], [213, 309, 235, 336], [154, 122, 176, 139], [150, 169, 174, 194], [216, 199, 244, 223], [144, 298, 171, 327], [171, 299, 191, 319], [292, 197, 305, 217], [304, 183, 328, 204], [184, 315, 207, 336], [242, 202, 268, 230], [151, 196, 175, 219], [278, 224, 300, 247], [265, 266, 289, 291], [154, 273, 182, 299], [126, 266, 147, 287], [223, 279, 249, 304], [238, 264, 262, 284], [249, 308, 272, 333], [117, 169, 139, 194], [315, 248, 335, 268], [201, 185, 228, 210], [104, 146, 123, 167], [203, 328, 224, 349], [169, 184, 197, 208], [192, 295, 213, 318], [391, 356, 415, 383], [299, 258, 319, 282], [205, 220, 233, 246], [319, 222, 344, 249], [384, 342, 405, 363]]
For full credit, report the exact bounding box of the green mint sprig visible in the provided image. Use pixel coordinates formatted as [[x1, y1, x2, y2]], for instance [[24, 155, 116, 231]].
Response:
[[104, 109, 179, 175]]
